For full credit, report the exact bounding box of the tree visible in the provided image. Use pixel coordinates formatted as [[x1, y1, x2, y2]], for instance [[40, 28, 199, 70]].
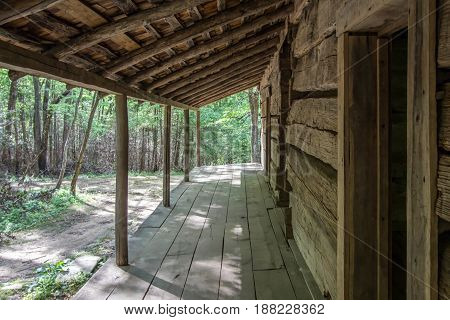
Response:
[[248, 87, 261, 163], [70, 92, 105, 195], [55, 89, 83, 190]]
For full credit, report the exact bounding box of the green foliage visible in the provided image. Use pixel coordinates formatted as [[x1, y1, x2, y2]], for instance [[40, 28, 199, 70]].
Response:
[[199, 90, 258, 165], [24, 260, 90, 300], [0, 187, 80, 234]]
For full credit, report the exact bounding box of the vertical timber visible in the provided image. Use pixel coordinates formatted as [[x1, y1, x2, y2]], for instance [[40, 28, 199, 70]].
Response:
[[265, 92, 271, 177], [163, 105, 171, 208], [196, 110, 201, 167], [377, 37, 391, 300], [184, 109, 190, 182], [406, 0, 438, 300], [337, 34, 379, 299], [115, 94, 129, 266]]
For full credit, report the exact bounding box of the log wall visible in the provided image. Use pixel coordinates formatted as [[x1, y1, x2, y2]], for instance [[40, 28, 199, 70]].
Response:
[[260, 0, 449, 299]]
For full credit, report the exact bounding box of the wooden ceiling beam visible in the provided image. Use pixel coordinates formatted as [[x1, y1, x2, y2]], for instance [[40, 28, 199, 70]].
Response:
[[183, 72, 264, 105], [129, 5, 291, 84], [45, 0, 212, 58], [111, 0, 138, 15], [157, 36, 278, 96], [192, 79, 261, 107], [0, 0, 63, 25], [147, 23, 282, 91], [103, 0, 288, 75], [169, 50, 273, 100], [173, 63, 268, 102], [0, 40, 194, 110]]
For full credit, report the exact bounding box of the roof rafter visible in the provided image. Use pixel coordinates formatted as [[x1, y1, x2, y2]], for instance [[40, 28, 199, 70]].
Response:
[[45, 0, 212, 58], [183, 73, 264, 105], [147, 24, 283, 91], [128, 5, 291, 85], [0, 39, 194, 110], [0, 0, 63, 25], [157, 36, 279, 96], [102, 0, 287, 75], [167, 47, 276, 99], [192, 78, 261, 107], [173, 62, 269, 101]]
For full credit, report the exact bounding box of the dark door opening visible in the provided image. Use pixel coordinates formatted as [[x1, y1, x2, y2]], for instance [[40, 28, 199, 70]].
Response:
[[389, 30, 408, 300]]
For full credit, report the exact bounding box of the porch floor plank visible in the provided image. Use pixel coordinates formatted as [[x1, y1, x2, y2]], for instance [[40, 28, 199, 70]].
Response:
[[74, 164, 317, 300]]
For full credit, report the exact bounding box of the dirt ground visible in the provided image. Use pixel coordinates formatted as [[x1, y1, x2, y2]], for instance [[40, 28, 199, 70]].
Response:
[[0, 174, 183, 287]]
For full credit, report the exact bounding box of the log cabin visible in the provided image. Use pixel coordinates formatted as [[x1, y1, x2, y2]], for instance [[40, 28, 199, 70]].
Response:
[[0, 0, 448, 300]]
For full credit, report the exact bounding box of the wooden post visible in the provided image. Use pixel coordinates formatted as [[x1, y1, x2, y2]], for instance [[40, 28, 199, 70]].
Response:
[[265, 94, 271, 177], [337, 33, 379, 299], [163, 105, 171, 208], [377, 37, 391, 300], [406, 0, 438, 300], [196, 110, 201, 167], [184, 109, 190, 182], [115, 94, 128, 266]]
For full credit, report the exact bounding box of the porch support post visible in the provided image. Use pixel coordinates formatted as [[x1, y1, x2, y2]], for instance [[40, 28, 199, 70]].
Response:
[[163, 105, 171, 208], [265, 94, 271, 177], [115, 94, 129, 266], [406, 0, 438, 300], [337, 33, 379, 299], [196, 110, 201, 167], [184, 109, 190, 182]]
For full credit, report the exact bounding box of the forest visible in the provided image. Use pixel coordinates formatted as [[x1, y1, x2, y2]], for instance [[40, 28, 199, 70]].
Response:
[[0, 68, 260, 299]]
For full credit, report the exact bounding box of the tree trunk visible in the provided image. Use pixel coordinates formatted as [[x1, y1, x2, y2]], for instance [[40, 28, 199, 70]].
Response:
[[2, 71, 23, 174], [33, 77, 43, 173], [248, 88, 261, 163], [139, 127, 146, 172], [70, 92, 104, 195], [39, 79, 51, 172], [56, 89, 83, 190]]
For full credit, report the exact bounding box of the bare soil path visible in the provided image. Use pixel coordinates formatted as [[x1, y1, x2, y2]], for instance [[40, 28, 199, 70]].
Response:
[[0, 174, 182, 286]]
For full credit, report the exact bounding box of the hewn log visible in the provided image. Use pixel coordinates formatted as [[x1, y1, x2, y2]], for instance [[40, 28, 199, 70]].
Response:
[[293, 0, 337, 58], [129, 5, 292, 84], [437, 154, 450, 222], [406, 0, 438, 300], [217, 0, 226, 11], [115, 94, 129, 266], [0, 40, 194, 110], [293, 35, 337, 92], [163, 105, 171, 207], [288, 148, 337, 298], [46, 0, 212, 58], [0, 0, 63, 25], [104, 0, 287, 75], [286, 122, 337, 170], [170, 51, 274, 100], [336, 0, 408, 36], [0, 27, 44, 52], [288, 98, 338, 132], [438, 0, 450, 68], [147, 25, 283, 91], [439, 83, 450, 151], [159, 37, 278, 96]]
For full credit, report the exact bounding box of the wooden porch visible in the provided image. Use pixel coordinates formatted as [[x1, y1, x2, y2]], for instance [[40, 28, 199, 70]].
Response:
[[74, 164, 321, 300]]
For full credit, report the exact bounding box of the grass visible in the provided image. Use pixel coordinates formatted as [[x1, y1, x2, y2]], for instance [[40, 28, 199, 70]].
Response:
[[0, 188, 81, 234], [79, 170, 184, 179], [24, 260, 91, 300]]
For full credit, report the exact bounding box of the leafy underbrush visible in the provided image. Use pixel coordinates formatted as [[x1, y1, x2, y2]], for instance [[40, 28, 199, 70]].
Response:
[[24, 260, 90, 300], [0, 182, 80, 234]]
